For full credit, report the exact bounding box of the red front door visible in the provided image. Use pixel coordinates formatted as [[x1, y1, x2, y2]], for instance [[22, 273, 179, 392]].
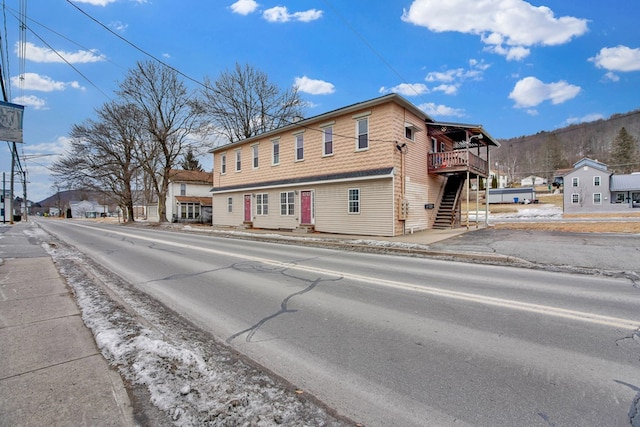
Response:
[[244, 194, 252, 222], [301, 190, 312, 224]]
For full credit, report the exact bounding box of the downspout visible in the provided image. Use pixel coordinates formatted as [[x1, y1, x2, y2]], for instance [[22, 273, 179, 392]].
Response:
[[485, 143, 490, 226]]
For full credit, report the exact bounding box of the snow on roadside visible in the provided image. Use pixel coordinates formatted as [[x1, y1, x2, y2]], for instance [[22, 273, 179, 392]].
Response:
[[29, 226, 347, 426]]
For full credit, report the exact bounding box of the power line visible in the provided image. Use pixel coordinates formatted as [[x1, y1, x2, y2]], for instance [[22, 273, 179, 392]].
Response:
[[65, 1, 400, 146], [13, 16, 112, 100], [65, 0, 206, 90]]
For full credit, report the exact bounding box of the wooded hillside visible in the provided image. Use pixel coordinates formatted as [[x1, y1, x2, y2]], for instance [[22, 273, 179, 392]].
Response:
[[492, 109, 640, 183]]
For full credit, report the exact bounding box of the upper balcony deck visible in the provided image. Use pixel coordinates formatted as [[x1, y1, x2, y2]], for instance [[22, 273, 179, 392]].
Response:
[[428, 149, 489, 177]]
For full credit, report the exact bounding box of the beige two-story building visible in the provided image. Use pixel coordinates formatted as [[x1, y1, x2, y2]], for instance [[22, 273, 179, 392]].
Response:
[[209, 94, 499, 237]]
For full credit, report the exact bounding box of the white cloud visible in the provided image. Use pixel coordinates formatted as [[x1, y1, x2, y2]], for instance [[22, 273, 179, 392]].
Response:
[[263, 6, 323, 23], [230, 0, 258, 15], [423, 59, 489, 95], [379, 83, 428, 96], [12, 94, 47, 110], [10, 73, 83, 92], [72, 0, 117, 5], [509, 76, 581, 108], [418, 102, 465, 117], [433, 84, 458, 95], [17, 42, 106, 64], [603, 71, 619, 82], [589, 45, 640, 72], [109, 21, 128, 32], [402, 0, 588, 60], [295, 76, 335, 95], [564, 113, 604, 126]]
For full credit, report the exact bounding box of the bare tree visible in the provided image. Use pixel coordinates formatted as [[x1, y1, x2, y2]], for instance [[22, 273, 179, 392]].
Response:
[[200, 62, 305, 143], [118, 61, 204, 222], [51, 101, 143, 222]]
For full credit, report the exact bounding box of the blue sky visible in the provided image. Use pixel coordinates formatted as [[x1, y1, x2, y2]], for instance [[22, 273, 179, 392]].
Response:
[[2, 0, 640, 202]]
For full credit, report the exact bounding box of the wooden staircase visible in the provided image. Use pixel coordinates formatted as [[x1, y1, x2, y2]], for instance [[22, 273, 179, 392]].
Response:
[[433, 176, 465, 229]]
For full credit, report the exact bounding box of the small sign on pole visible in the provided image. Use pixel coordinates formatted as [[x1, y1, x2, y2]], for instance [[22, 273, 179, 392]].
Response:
[[0, 101, 24, 143]]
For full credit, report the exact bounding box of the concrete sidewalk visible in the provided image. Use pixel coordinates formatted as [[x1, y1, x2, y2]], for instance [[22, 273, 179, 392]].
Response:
[[0, 222, 134, 427]]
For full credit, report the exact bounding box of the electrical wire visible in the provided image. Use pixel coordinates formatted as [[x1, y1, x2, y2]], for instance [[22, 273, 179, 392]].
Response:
[[65, 1, 405, 145]]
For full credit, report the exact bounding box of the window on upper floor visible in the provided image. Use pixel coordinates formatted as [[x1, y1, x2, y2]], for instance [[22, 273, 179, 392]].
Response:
[[235, 149, 242, 172], [220, 153, 227, 174], [572, 177, 579, 187], [323, 126, 333, 156], [431, 137, 438, 153], [594, 176, 601, 186], [180, 183, 186, 196], [356, 117, 368, 150], [295, 134, 304, 161], [252, 145, 259, 169], [272, 139, 280, 165]]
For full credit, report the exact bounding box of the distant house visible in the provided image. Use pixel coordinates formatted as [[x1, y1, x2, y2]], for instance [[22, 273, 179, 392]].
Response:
[[165, 169, 213, 223], [488, 169, 508, 189], [520, 175, 547, 186], [69, 200, 109, 218], [563, 158, 640, 212]]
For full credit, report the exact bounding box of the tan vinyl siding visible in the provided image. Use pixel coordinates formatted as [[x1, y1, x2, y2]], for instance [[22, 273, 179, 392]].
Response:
[[212, 103, 399, 191], [212, 194, 243, 226], [315, 179, 394, 236]]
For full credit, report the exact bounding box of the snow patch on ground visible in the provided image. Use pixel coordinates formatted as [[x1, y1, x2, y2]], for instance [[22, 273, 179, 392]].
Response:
[[36, 229, 347, 426]]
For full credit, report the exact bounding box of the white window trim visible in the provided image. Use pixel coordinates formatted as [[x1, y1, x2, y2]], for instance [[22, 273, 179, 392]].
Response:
[[280, 191, 295, 216], [322, 125, 334, 157], [256, 193, 269, 215], [355, 117, 369, 152], [348, 188, 360, 214], [227, 197, 233, 213], [593, 193, 602, 205], [571, 193, 579, 204], [572, 177, 579, 187], [252, 144, 259, 169], [295, 133, 304, 162], [593, 176, 601, 186], [220, 152, 227, 175], [235, 149, 242, 172], [272, 139, 280, 166]]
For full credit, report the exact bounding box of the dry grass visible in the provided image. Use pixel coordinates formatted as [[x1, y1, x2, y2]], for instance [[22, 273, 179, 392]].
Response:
[[462, 191, 640, 233], [492, 221, 640, 233]]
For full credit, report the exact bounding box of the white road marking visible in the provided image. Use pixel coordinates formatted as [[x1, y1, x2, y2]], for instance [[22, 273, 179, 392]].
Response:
[[64, 222, 640, 330]]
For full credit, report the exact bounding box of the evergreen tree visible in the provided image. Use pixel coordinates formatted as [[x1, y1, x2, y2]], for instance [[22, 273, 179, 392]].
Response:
[[610, 127, 639, 173], [180, 147, 204, 171]]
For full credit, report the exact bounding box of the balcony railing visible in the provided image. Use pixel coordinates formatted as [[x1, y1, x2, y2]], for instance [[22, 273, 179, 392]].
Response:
[[428, 149, 489, 177]]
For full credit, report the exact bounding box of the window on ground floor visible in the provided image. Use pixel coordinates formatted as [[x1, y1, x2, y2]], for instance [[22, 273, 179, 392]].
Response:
[[593, 193, 602, 204], [348, 188, 360, 213], [179, 202, 201, 219], [280, 191, 295, 215], [256, 193, 269, 215], [227, 197, 233, 213], [571, 193, 579, 204]]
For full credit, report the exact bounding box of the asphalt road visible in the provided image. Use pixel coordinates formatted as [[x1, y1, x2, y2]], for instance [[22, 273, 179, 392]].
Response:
[[34, 219, 640, 426], [430, 227, 640, 275]]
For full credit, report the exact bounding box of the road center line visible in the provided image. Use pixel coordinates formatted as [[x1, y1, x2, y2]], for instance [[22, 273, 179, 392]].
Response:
[[68, 223, 640, 330]]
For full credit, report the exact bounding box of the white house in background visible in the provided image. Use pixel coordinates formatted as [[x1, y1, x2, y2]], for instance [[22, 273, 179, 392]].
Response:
[[563, 158, 640, 212], [488, 169, 508, 189], [520, 175, 547, 186], [69, 200, 109, 218], [165, 169, 213, 223]]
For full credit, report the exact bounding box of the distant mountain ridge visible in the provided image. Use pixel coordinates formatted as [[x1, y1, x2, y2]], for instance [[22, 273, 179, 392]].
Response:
[[493, 108, 640, 180]]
